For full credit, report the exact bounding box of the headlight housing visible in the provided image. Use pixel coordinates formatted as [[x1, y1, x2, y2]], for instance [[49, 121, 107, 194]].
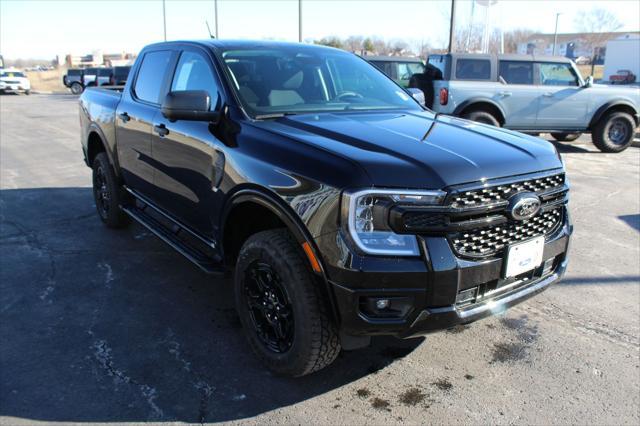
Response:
[[342, 189, 445, 256]]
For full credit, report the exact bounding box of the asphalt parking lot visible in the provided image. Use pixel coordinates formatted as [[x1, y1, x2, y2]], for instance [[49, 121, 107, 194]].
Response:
[[1, 94, 639, 425]]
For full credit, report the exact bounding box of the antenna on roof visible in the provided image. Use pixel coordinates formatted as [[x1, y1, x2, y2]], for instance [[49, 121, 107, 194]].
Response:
[[206, 20, 215, 39]]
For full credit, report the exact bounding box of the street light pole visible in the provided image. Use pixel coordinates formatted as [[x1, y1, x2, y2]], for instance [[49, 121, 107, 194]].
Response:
[[448, 0, 456, 53], [552, 13, 562, 55], [214, 0, 219, 38], [298, 0, 302, 43], [162, 0, 167, 41]]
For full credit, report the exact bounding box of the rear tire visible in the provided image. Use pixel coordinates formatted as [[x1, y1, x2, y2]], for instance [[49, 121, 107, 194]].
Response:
[[24, 90, 30, 95], [70, 82, 83, 95], [234, 229, 340, 377], [592, 112, 635, 153], [462, 110, 500, 127], [551, 132, 581, 142], [92, 153, 129, 228]]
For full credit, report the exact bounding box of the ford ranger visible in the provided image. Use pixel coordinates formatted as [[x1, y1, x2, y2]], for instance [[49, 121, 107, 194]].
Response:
[[409, 53, 639, 153], [80, 40, 572, 376]]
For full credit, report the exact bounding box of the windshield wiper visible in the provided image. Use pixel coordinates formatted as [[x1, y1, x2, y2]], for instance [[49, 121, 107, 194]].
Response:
[[255, 112, 299, 120]]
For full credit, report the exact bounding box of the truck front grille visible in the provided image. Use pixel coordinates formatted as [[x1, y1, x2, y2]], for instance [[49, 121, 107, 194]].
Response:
[[389, 171, 568, 259], [450, 208, 563, 257]]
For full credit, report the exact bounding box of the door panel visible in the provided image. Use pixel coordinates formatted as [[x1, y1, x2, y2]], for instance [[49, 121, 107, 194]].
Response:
[[151, 48, 226, 237], [535, 62, 589, 128], [497, 61, 539, 128], [115, 102, 157, 196], [115, 49, 174, 198]]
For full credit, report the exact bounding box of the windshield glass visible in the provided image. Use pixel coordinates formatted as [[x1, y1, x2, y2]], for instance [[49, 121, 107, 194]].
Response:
[[219, 46, 422, 118], [1, 71, 26, 78]]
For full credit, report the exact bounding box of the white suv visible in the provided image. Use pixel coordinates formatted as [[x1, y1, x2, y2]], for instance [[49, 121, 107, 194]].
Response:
[[0, 69, 31, 95]]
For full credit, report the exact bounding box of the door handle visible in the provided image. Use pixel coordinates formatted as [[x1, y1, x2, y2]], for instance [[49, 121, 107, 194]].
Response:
[[542, 92, 554, 97], [499, 91, 512, 97], [153, 123, 169, 137], [118, 112, 130, 123]]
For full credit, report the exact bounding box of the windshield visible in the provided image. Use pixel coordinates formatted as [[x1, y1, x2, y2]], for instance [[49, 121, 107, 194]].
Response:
[[1, 71, 26, 78], [219, 46, 422, 118]]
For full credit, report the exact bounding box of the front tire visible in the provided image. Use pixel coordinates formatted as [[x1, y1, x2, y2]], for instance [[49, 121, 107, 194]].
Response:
[[551, 132, 581, 142], [462, 110, 500, 127], [592, 112, 635, 153], [70, 82, 83, 95], [234, 229, 340, 377], [92, 152, 129, 228]]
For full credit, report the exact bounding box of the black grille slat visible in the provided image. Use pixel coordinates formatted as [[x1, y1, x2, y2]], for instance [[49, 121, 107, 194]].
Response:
[[449, 174, 564, 209], [450, 206, 563, 257]]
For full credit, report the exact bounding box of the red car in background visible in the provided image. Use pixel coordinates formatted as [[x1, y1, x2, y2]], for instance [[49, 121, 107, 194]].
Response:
[[610, 70, 637, 84]]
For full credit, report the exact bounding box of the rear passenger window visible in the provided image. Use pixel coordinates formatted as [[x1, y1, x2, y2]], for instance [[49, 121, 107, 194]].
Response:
[[134, 50, 173, 104], [171, 51, 219, 103], [455, 59, 490, 80], [538, 63, 578, 86], [499, 61, 533, 85]]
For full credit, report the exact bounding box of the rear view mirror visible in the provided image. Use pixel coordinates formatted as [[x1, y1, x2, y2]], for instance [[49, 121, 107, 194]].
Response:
[[161, 90, 220, 122], [407, 88, 426, 106]]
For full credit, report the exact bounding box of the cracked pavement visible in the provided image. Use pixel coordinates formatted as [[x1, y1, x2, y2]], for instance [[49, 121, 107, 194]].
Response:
[[1, 94, 639, 424]]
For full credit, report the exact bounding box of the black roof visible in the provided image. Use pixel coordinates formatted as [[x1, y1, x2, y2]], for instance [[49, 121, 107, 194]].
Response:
[[146, 39, 347, 53], [361, 55, 423, 63]]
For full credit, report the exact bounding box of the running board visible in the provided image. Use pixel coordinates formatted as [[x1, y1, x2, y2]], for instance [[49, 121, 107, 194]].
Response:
[[122, 205, 224, 275]]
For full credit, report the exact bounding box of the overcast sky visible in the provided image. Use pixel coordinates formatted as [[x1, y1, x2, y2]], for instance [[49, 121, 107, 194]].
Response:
[[1, 0, 639, 59]]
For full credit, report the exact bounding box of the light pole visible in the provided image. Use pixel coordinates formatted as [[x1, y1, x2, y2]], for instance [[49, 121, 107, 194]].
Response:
[[214, 0, 219, 38], [162, 0, 167, 41], [448, 0, 456, 53], [298, 0, 302, 43], [552, 13, 562, 55]]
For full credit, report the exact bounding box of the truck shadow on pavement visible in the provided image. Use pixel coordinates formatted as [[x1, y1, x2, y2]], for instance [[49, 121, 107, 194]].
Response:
[[0, 187, 423, 423]]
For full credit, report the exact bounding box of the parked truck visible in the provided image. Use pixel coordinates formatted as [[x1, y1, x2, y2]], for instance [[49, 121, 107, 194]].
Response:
[[79, 40, 572, 376], [408, 53, 639, 152]]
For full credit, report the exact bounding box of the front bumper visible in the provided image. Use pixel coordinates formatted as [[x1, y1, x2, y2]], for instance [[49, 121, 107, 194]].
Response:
[[317, 214, 572, 338]]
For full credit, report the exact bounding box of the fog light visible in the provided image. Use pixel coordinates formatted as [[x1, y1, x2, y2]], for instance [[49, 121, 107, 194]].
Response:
[[456, 287, 478, 306], [375, 299, 390, 310]]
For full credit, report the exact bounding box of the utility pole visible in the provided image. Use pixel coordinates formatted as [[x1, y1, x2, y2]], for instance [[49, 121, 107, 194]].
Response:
[[552, 13, 562, 55], [162, 0, 167, 41], [214, 0, 219, 38], [448, 0, 456, 53], [298, 0, 302, 43]]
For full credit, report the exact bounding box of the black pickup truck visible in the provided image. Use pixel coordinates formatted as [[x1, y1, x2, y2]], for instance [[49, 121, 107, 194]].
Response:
[[79, 40, 572, 376]]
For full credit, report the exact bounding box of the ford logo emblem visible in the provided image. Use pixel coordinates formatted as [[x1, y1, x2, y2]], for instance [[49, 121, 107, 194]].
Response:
[[508, 192, 541, 221]]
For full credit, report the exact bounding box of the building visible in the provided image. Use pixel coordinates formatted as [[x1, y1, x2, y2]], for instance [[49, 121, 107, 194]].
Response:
[[603, 33, 640, 82], [517, 31, 640, 63], [64, 50, 136, 68]]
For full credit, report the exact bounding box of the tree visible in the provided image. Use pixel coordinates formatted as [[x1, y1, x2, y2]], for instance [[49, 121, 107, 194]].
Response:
[[574, 7, 623, 75], [363, 38, 375, 54], [314, 37, 344, 49], [344, 35, 364, 53]]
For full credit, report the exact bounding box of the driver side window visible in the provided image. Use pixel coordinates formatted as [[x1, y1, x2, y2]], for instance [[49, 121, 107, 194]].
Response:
[[171, 51, 219, 109]]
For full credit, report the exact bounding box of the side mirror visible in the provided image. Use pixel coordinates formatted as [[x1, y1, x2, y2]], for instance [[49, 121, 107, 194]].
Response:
[[583, 75, 594, 88], [161, 90, 220, 123], [407, 88, 426, 106]]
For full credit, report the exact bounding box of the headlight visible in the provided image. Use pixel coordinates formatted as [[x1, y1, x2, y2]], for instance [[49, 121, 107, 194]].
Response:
[[342, 189, 445, 256]]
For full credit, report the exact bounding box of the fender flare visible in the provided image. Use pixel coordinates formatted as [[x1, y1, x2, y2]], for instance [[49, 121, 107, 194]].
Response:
[[588, 100, 639, 129], [453, 97, 506, 122], [86, 123, 120, 177], [220, 187, 340, 320]]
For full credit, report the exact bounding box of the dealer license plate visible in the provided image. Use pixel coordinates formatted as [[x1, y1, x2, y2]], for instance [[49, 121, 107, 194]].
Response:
[[504, 236, 544, 278]]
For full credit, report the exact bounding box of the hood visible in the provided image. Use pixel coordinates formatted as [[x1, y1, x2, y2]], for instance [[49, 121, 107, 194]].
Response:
[[253, 111, 563, 189]]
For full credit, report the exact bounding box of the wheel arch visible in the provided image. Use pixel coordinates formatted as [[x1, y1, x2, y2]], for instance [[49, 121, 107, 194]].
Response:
[[588, 101, 639, 130], [86, 124, 120, 178], [454, 98, 506, 125], [221, 187, 340, 321]]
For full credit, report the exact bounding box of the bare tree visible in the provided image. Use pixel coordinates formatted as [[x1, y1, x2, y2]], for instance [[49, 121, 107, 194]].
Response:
[[574, 7, 623, 74], [344, 35, 364, 53]]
